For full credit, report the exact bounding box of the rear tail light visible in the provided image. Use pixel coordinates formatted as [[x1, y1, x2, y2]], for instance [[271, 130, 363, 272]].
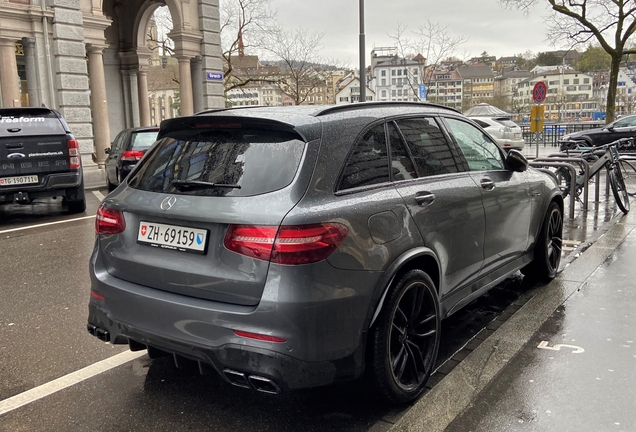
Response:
[[96, 204, 126, 235], [121, 150, 145, 162], [224, 223, 348, 265], [67, 139, 80, 169]]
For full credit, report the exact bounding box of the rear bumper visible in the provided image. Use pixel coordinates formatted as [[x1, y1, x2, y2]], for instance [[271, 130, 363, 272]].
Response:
[[88, 246, 379, 391], [497, 138, 525, 150], [0, 170, 82, 203]]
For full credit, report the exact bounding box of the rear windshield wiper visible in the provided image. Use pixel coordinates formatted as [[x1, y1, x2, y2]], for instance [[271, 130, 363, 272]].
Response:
[[171, 180, 241, 190]]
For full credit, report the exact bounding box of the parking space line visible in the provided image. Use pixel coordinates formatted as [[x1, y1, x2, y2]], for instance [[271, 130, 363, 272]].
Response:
[[92, 190, 105, 201], [0, 350, 146, 416], [0, 215, 95, 235]]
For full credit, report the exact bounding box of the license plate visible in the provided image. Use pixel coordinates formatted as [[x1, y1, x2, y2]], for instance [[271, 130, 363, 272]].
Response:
[[514, 133, 522, 138], [0, 175, 38, 187], [137, 221, 208, 254]]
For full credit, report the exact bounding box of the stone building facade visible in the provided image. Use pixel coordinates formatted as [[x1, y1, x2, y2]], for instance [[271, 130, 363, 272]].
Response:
[[0, 0, 224, 167]]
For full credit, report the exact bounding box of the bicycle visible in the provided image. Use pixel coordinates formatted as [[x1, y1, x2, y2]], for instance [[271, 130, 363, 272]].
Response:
[[555, 137, 634, 214]]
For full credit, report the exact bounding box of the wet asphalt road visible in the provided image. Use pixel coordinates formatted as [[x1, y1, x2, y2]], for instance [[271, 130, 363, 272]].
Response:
[[0, 191, 625, 432]]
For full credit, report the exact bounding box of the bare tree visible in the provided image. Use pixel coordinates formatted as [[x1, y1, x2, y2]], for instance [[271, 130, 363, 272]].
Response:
[[388, 20, 468, 101], [264, 28, 336, 105], [500, 0, 636, 123], [220, 0, 279, 91], [147, 6, 175, 57]]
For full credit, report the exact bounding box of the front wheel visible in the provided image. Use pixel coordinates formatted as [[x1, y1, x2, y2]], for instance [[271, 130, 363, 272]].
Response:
[[370, 269, 441, 404], [609, 166, 630, 214], [521, 201, 563, 281]]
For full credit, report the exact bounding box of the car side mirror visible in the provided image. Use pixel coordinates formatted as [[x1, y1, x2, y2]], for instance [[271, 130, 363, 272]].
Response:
[[104, 148, 111, 154], [505, 149, 528, 172]]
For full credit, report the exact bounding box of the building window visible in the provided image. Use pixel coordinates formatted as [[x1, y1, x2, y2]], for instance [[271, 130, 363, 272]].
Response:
[[381, 78, 386, 86], [381, 70, 386, 77]]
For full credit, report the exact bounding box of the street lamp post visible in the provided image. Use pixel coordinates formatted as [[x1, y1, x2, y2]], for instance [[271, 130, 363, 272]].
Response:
[[359, 0, 366, 103]]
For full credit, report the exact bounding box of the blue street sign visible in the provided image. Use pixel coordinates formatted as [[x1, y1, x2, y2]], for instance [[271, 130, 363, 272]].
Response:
[[419, 84, 427, 100], [206, 72, 224, 81]]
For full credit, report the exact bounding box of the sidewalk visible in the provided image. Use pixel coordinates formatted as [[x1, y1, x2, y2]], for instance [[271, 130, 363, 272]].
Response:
[[83, 163, 106, 191], [388, 208, 636, 431]]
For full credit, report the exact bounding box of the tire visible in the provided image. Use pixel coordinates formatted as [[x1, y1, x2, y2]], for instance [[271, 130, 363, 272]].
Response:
[[609, 166, 630, 214], [64, 183, 87, 214], [370, 269, 441, 404], [618, 159, 636, 196], [521, 201, 563, 281]]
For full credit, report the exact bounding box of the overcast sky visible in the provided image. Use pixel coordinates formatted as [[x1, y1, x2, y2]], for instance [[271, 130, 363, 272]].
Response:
[[270, 0, 561, 64]]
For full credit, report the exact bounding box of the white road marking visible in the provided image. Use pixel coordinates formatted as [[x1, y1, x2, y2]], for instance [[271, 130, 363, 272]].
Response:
[[0, 350, 146, 416], [537, 341, 585, 354], [0, 215, 95, 235], [92, 190, 105, 201]]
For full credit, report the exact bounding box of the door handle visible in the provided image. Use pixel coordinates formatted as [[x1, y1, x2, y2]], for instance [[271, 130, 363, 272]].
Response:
[[414, 192, 435, 206], [480, 178, 495, 190]]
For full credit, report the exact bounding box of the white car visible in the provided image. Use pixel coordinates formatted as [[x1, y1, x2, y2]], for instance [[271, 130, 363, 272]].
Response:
[[470, 116, 525, 151]]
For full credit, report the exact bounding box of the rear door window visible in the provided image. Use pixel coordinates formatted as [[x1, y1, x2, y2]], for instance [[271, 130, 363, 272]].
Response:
[[128, 127, 305, 197], [394, 117, 461, 177]]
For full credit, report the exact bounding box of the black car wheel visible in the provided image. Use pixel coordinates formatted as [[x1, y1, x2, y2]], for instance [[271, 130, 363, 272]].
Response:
[[522, 201, 563, 280], [370, 269, 441, 404]]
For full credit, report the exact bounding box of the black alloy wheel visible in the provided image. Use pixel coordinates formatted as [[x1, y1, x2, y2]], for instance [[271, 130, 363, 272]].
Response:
[[371, 269, 441, 404], [522, 201, 563, 280]]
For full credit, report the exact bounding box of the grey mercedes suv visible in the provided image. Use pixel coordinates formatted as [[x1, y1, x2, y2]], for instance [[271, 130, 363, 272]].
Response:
[[88, 102, 563, 403]]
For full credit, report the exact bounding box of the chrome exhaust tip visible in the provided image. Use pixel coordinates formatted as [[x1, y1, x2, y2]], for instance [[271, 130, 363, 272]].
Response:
[[223, 369, 250, 388], [247, 375, 280, 394]]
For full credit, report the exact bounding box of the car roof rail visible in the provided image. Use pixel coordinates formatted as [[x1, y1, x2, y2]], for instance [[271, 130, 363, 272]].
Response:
[[312, 101, 461, 117]]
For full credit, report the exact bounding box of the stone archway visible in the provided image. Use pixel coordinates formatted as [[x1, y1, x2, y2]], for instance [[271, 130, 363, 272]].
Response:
[[0, 0, 224, 170]]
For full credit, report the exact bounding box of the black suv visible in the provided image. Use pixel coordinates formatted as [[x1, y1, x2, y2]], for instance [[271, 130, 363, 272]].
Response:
[[0, 107, 86, 213]]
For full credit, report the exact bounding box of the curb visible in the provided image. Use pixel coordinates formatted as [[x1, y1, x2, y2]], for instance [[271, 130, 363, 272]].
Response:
[[385, 212, 636, 432]]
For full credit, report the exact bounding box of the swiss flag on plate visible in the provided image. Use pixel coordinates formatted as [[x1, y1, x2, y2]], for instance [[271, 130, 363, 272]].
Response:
[[141, 225, 147, 236]]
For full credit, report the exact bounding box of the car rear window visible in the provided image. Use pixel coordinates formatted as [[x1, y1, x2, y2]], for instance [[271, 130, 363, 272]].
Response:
[[130, 131, 158, 150], [0, 109, 66, 137], [493, 117, 519, 128], [127, 128, 306, 197]]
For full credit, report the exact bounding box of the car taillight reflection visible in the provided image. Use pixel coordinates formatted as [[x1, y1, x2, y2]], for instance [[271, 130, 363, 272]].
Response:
[[224, 223, 348, 265], [96, 204, 126, 235], [121, 150, 145, 162]]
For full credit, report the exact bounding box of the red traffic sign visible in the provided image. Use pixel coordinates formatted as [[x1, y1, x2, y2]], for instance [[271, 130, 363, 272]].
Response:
[[533, 81, 548, 104]]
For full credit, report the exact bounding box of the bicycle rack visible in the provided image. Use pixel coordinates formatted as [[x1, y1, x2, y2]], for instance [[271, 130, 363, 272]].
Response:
[[534, 156, 592, 210], [528, 161, 578, 219]]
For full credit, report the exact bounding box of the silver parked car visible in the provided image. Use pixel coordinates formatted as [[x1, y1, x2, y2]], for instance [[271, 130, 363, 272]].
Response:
[[469, 116, 526, 151], [88, 102, 563, 404]]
